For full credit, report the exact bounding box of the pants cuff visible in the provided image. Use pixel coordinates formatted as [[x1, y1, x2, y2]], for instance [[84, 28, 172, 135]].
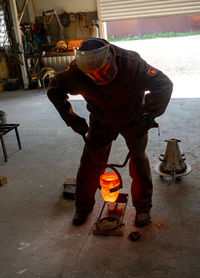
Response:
[[135, 204, 152, 213]]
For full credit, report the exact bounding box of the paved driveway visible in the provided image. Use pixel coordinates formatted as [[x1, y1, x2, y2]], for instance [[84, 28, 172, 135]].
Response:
[[113, 35, 200, 98], [70, 35, 200, 100]]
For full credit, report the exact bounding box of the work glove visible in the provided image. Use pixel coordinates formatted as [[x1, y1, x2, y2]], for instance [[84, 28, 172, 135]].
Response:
[[134, 113, 159, 134], [70, 116, 89, 135]]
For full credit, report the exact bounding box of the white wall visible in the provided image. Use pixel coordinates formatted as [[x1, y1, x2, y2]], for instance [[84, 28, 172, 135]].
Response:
[[33, 0, 97, 16]]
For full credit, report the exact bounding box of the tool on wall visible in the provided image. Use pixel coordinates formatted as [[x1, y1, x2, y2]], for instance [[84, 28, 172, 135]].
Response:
[[60, 12, 70, 27], [80, 13, 87, 27], [43, 9, 64, 40], [69, 13, 76, 23], [77, 13, 88, 37]]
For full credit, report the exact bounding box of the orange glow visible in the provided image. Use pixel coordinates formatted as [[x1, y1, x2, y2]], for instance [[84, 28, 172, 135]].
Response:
[[100, 173, 120, 202]]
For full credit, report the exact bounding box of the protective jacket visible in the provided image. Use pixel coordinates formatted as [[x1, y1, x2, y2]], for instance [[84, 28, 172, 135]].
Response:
[[47, 44, 173, 129]]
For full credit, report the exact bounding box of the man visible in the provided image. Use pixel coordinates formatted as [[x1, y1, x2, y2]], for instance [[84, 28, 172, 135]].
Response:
[[47, 38, 173, 227]]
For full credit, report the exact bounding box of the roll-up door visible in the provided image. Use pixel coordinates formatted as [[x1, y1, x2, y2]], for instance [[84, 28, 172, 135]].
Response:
[[97, 0, 200, 22]]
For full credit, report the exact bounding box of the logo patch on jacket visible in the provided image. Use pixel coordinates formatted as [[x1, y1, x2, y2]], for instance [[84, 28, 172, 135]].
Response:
[[147, 66, 157, 76]]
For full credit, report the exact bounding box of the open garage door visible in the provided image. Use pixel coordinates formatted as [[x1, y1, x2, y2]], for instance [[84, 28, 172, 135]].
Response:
[[97, 0, 200, 21]]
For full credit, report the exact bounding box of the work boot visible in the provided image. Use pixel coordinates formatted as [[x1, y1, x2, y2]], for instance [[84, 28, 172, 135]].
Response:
[[135, 211, 151, 227], [72, 208, 93, 226]]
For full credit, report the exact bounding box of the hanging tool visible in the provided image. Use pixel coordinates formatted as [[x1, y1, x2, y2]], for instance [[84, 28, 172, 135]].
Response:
[[43, 9, 64, 40]]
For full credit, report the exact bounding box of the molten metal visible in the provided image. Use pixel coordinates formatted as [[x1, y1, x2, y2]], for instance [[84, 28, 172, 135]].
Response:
[[100, 173, 120, 202]]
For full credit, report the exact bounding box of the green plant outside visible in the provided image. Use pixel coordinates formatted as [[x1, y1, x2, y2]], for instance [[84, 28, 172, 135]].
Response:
[[108, 30, 200, 42]]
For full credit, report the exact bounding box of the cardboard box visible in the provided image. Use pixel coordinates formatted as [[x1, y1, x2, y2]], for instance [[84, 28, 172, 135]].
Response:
[[67, 39, 83, 50], [0, 82, 4, 92], [0, 54, 9, 80]]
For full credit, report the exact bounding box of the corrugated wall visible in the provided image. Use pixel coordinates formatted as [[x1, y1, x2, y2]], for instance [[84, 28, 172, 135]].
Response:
[[106, 14, 200, 38], [98, 0, 200, 21]]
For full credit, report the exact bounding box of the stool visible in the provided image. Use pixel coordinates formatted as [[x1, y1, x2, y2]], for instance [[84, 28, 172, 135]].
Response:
[[0, 124, 21, 162]]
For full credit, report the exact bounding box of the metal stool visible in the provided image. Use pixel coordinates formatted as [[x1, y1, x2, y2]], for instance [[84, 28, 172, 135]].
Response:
[[0, 124, 21, 162]]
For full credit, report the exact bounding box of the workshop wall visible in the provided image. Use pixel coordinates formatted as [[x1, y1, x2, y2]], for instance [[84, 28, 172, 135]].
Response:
[[18, 0, 98, 50], [33, 0, 98, 41], [33, 0, 97, 16], [35, 11, 98, 43]]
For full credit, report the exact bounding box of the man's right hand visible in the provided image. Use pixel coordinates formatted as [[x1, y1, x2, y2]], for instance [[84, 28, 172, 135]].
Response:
[[70, 116, 89, 135]]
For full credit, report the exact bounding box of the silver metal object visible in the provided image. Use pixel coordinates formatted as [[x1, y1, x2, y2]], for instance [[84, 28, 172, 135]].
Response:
[[41, 54, 75, 72], [155, 138, 192, 178]]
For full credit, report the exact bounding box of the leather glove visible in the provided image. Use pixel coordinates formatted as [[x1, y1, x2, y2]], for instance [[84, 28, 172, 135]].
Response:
[[134, 113, 158, 134], [70, 116, 89, 135]]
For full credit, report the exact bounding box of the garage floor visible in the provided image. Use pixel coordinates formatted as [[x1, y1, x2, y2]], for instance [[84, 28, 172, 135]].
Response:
[[0, 36, 200, 278], [0, 89, 200, 278]]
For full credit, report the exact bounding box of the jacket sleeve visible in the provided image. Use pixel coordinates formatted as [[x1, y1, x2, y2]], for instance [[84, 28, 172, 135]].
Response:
[[47, 70, 81, 127], [136, 60, 173, 119]]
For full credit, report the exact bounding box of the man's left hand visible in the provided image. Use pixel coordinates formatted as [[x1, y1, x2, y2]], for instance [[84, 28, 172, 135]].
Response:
[[134, 113, 158, 134]]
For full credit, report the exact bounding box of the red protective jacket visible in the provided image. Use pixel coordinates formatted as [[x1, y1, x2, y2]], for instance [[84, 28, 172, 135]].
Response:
[[47, 44, 173, 129]]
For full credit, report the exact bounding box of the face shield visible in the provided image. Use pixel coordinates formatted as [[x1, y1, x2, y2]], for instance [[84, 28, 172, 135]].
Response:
[[75, 42, 118, 85]]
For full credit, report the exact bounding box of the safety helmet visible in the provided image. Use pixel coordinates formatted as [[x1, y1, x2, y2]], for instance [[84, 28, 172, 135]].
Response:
[[75, 38, 118, 85]]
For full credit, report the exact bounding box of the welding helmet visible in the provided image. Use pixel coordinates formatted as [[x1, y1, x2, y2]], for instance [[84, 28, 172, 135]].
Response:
[[75, 38, 118, 85]]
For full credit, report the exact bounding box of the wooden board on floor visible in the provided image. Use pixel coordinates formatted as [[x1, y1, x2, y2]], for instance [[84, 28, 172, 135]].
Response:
[[0, 176, 8, 186], [63, 178, 76, 200]]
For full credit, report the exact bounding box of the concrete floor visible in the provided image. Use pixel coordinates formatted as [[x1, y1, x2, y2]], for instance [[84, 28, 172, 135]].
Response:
[[0, 88, 200, 278]]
